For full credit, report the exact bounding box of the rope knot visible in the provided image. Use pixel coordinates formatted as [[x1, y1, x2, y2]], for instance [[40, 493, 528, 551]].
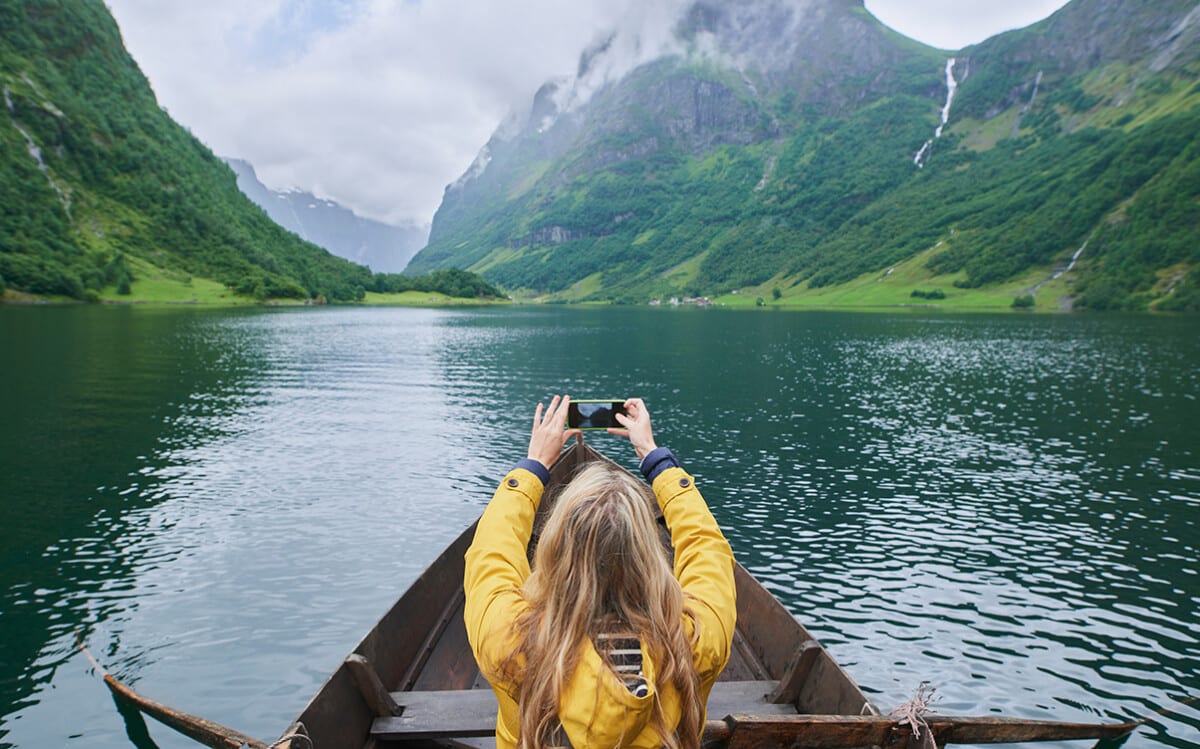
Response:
[[889, 682, 939, 749]]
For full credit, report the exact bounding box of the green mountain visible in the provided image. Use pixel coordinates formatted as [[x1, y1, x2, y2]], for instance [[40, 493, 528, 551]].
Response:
[[1, 0, 374, 302], [410, 0, 1200, 311]]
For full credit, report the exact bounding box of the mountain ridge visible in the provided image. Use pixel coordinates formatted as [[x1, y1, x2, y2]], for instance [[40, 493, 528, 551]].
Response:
[[225, 158, 427, 274], [409, 0, 1200, 311]]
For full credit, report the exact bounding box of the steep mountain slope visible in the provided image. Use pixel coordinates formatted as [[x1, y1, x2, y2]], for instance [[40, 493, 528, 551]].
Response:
[[226, 158, 428, 273], [0, 0, 373, 301], [411, 0, 1200, 310]]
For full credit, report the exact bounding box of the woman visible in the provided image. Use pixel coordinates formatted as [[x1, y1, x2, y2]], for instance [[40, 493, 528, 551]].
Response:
[[464, 396, 737, 749]]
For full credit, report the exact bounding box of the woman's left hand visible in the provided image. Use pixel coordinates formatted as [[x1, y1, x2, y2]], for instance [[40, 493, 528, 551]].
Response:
[[527, 395, 580, 467]]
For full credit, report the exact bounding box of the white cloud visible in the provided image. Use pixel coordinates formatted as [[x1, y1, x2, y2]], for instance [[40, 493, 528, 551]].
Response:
[[106, 0, 1072, 229], [107, 0, 656, 226]]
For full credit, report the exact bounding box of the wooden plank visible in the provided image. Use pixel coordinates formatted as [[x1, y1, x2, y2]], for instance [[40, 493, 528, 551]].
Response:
[[931, 714, 1140, 744], [796, 651, 874, 717], [719, 714, 1141, 749], [374, 690, 496, 739], [410, 610, 479, 692], [710, 682, 798, 718], [372, 682, 795, 740], [721, 714, 914, 749], [372, 686, 1139, 747], [397, 587, 466, 691], [726, 628, 771, 681], [442, 739, 497, 749]]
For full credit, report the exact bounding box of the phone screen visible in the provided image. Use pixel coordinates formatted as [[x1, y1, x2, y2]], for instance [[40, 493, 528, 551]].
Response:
[[567, 401, 627, 430]]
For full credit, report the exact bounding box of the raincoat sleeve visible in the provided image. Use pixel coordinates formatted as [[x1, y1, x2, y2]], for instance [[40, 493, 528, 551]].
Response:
[[463, 466, 543, 684], [652, 467, 737, 683]]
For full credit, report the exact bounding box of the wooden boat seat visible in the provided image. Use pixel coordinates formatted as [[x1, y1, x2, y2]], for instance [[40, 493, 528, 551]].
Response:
[[371, 680, 795, 740]]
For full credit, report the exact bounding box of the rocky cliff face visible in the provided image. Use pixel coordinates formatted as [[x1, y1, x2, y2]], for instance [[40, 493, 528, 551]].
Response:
[[997, 0, 1199, 71], [956, 0, 1200, 119]]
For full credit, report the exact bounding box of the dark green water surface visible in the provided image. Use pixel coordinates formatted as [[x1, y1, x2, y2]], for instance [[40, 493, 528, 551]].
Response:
[[1, 305, 1197, 747]]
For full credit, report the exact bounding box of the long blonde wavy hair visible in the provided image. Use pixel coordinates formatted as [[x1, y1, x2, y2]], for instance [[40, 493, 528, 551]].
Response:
[[504, 462, 702, 749]]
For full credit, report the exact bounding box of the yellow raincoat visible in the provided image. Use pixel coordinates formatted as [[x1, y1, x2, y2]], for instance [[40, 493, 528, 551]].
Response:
[[464, 464, 736, 749]]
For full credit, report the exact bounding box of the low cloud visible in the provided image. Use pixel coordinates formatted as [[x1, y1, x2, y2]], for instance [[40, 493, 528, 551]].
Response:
[[108, 0, 672, 226], [106, 0, 1069, 228]]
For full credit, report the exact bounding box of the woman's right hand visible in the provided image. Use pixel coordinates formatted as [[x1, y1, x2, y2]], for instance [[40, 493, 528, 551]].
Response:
[[610, 398, 658, 461]]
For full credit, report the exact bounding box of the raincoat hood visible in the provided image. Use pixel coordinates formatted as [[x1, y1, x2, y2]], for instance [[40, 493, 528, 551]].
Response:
[[557, 640, 671, 748]]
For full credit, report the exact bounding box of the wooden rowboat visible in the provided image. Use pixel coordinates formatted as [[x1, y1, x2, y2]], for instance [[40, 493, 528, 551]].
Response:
[[99, 440, 1141, 748]]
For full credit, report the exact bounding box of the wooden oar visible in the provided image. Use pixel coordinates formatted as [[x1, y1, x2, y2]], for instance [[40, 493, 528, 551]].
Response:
[[78, 636, 272, 749]]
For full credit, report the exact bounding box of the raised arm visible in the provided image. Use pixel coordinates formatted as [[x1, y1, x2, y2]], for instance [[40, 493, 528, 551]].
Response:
[[612, 400, 737, 680], [650, 462, 736, 679], [463, 396, 579, 676]]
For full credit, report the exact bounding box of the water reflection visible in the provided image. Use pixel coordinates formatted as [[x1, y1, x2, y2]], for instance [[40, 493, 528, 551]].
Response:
[[0, 307, 1196, 748]]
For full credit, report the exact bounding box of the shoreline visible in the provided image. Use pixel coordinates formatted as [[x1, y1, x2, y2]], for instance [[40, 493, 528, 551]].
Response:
[[2, 295, 1184, 314], [0, 289, 510, 309]]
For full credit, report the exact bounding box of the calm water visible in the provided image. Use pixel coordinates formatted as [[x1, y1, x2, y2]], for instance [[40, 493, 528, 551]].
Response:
[[0, 305, 1197, 748]]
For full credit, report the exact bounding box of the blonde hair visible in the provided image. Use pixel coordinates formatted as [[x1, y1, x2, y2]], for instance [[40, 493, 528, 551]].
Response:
[[505, 463, 702, 749]]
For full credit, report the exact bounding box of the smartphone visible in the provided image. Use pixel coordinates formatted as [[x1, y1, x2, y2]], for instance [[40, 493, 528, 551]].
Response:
[[567, 400, 628, 430]]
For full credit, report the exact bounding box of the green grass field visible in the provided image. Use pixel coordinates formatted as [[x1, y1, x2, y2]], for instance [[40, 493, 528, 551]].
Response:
[[95, 256, 257, 305], [715, 245, 1076, 312], [361, 291, 507, 306]]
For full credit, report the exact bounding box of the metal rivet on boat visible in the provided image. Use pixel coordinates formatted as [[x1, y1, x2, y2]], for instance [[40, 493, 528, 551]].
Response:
[[507, 478, 519, 488], [679, 478, 690, 487]]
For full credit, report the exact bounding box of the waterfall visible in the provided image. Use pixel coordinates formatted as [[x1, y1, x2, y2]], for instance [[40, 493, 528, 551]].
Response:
[[935, 58, 959, 138], [5, 84, 72, 220], [912, 141, 932, 167], [1032, 229, 1098, 295], [1053, 232, 1095, 280], [1024, 71, 1043, 113], [914, 58, 958, 168]]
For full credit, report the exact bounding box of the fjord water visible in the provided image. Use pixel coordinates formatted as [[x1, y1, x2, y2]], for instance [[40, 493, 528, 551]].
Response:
[[1, 306, 1196, 748]]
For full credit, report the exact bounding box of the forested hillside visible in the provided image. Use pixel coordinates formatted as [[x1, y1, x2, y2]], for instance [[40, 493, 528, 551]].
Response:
[[0, 0, 501, 303], [411, 0, 1200, 311]]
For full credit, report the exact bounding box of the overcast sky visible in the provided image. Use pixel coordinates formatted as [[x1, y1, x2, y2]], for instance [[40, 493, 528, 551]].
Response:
[[104, 0, 1072, 230]]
